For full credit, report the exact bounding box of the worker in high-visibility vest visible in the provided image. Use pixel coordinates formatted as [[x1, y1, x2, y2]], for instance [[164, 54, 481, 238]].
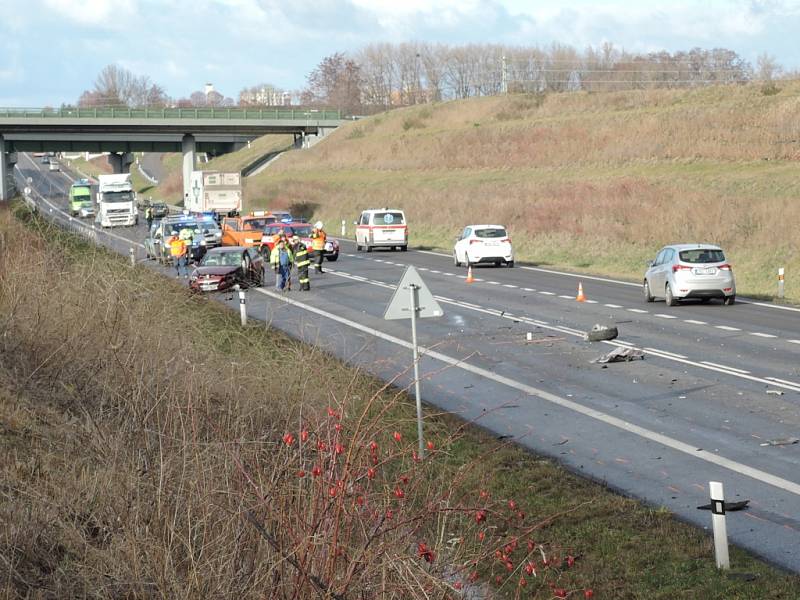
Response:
[[291, 235, 311, 291], [310, 221, 326, 274], [168, 232, 188, 278]]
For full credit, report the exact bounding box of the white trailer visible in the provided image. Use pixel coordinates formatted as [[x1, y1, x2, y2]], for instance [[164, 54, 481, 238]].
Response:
[[96, 173, 137, 227], [186, 171, 242, 216]]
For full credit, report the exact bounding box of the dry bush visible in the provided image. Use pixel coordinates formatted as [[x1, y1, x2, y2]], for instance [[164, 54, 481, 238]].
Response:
[[0, 209, 589, 598]]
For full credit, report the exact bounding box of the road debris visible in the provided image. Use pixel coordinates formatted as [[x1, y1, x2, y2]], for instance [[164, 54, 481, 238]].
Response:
[[592, 347, 644, 364], [760, 437, 799, 447], [766, 389, 784, 396], [584, 323, 619, 342], [697, 500, 749, 512]]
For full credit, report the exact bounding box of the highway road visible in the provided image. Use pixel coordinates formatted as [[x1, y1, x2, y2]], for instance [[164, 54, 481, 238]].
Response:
[[15, 152, 800, 572]]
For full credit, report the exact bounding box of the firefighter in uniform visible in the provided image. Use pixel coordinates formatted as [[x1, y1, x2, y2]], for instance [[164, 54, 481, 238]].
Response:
[[291, 235, 311, 291], [310, 221, 326, 274]]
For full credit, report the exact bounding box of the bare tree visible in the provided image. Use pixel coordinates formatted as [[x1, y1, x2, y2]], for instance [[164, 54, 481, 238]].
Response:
[[305, 52, 363, 114], [757, 53, 781, 82], [77, 64, 168, 107]]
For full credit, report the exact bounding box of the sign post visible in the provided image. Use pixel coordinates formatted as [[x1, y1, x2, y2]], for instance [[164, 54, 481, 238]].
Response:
[[778, 267, 785, 299], [384, 266, 443, 458], [709, 481, 730, 570]]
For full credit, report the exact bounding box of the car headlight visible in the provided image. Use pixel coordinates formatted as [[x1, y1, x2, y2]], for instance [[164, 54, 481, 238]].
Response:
[[215, 232, 221, 238]]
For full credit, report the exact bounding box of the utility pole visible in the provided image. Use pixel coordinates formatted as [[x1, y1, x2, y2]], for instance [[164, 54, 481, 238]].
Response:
[[501, 55, 508, 94]]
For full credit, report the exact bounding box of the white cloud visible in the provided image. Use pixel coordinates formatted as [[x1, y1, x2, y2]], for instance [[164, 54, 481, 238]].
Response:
[[41, 0, 137, 26]]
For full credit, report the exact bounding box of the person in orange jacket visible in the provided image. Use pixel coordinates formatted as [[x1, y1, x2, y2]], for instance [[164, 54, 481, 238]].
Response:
[[168, 232, 188, 278], [310, 221, 327, 274]]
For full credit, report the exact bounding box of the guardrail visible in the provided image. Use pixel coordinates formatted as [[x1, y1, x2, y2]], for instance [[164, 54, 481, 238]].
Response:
[[0, 107, 343, 120]]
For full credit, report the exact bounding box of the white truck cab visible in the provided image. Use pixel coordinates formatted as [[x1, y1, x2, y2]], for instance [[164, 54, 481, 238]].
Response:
[[355, 208, 408, 252]]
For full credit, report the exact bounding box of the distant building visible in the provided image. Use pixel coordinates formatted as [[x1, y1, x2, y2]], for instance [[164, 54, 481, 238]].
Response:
[[204, 83, 215, 96], [239, 87, 292, 107]]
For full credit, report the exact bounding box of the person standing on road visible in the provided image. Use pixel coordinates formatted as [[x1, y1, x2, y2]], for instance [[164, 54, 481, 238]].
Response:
[[145, 205, 154, 230], [168, 231, 188, 278], [310, 221, 327, 274], [270, 238, 294, 292], [291, 235, 311, 291]]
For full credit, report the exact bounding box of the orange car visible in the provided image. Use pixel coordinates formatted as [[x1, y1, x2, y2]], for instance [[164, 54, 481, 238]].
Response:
[[220, 211, 278, 247]]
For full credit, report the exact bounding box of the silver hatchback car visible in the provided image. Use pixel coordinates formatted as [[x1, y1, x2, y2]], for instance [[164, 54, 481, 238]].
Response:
[[644, 244, 736, 306]]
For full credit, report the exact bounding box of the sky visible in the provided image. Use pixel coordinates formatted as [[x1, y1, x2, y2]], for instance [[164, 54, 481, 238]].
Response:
[[1, 0, 799, 106]]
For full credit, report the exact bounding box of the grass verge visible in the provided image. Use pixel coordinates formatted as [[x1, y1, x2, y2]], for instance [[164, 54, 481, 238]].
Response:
[[1, 204, 798, 598]]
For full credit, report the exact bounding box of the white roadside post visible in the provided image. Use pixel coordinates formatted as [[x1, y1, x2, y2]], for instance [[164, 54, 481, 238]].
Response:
[[384, 266, 443, 459], [341, 219, 346, 237], [778, 267, 785, 299], [237, 287, 247, 327], [709, 481, 730, 570], [129, 248, 135, 267]]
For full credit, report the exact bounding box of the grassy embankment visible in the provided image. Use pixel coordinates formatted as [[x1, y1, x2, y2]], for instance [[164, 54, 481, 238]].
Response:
[[2, 206, 800, 597], [235, 83, 800, 303]]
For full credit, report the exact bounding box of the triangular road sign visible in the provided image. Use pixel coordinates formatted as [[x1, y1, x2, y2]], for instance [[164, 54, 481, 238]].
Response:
[[384, 265, 444, 320]]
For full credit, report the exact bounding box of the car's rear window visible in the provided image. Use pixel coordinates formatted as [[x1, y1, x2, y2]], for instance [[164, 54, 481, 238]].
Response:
[[373, 212, 405, 225], [679, 249, 726, 264], [475, 228, 507, 239]]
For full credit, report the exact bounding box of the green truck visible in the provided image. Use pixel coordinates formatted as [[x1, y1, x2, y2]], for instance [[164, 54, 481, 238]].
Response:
[[69, 179, 95, 218]]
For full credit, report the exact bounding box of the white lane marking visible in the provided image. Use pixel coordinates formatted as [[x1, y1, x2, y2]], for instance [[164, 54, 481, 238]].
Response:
[[254, 286, 800, 497], [430, 269, 441, 274], [585, 299, 598, 304], [418, 267, 429, 271], [750, 332, 778, 339], [520, 265, 640, 288], [522, 288, 535, 292], [539, 291, 555, 296], [790, 340, 800, 345], [655, 313, 678, 319], [643, 347, 687, 359], [503, 284, 518, 288], [685, 319, 707, 325], [740, 301, 800, 314], [457, 275, 467, 279], [444, 272, 455, 276], [615, 340, 635, 347], [628, 308, 648, 313], [766, 377, 800, 387], [701, 361, 751, 375], [374, 259, 384, 262], [558, 295, 574, 299], [487, 281, 500, 285], [604, 303, 622, 308], [715, 325, 741, 332]]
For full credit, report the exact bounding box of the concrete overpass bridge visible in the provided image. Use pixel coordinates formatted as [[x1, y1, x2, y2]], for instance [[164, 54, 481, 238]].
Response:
[[0, 106, 346, 200]]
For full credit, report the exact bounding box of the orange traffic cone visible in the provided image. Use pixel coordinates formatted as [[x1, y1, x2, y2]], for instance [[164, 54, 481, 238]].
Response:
[[466, 265, 475, 283], [576, 282, 586, 302]]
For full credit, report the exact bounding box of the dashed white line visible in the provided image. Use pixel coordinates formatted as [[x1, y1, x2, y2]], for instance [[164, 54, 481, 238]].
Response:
[[684, 319, 707, 325], [766, 377, 800, 387], [558, 295, 574, 299], [750, 332, 778, 339], [585, 299, 598, 304], [701, 361, 750, 374], [539, 291, 555, 296], [643, 347, 687, 359], [604, 304, 622, 308], [627, 308, 648, 314], [503, 284, 518, 288], [715, 325, 741, 332], [790, 340, 800, 345], [487, 281, 500, 285], [655, 313, 678, 319], [522, 288, 535, 292]]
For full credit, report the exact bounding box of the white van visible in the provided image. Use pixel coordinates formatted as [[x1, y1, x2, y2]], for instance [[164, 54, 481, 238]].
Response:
[[48, 159, 60, 172], [355, 208, 408, 252]]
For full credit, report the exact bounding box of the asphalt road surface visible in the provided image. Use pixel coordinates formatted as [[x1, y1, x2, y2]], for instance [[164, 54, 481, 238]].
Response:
[[16, 153, 800, 572]]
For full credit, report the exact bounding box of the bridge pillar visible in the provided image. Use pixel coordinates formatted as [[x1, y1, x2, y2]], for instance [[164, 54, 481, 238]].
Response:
[[182, 134, 196, 205], [0, 135, 15, 202], [108, 152, 134, 174]]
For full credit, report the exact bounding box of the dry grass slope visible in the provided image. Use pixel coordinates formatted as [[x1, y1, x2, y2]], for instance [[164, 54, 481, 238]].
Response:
[[243, 83, 800, 301]]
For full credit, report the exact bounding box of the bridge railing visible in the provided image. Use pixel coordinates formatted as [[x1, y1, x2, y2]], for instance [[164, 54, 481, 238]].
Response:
[[0, 107, 343, 120]]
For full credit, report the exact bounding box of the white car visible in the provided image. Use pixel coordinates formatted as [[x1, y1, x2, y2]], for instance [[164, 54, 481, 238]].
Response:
[[453, 224, 514, 267]]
